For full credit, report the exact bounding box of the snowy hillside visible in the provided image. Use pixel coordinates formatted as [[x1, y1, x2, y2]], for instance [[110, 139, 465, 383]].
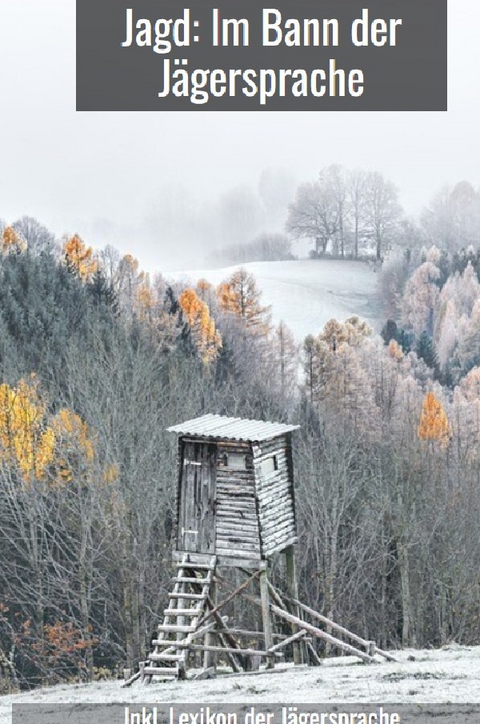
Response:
[[2, 645, 480, 724], [168, 260, 382, 340]]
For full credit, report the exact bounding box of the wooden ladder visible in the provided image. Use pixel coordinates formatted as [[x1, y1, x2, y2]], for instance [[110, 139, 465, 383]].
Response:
[[141, 554, 217, 682]]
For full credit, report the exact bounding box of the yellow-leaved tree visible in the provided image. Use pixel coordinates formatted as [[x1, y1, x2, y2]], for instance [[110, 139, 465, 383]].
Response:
[[418, 391, 452, 448], [0, 377, 104, 681], [133, 276, 159, 332], [0, 377, 55, 483], [179, 288, 222, 363], [1, 226, 27, 255], [216, 268, 270, 332], [50, 408, 95, 485], [0, 376, 96, 488], [63, 234, 98, 281]]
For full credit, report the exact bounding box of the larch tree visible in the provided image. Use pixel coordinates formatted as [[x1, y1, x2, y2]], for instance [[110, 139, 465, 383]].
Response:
[[0, 377, 101, 683], [304, 319, 379, 443], [418, 391, 451, 447], [116, 254, 147, 320], [134, 276, 158, 334], [452, 368, 480, 465], [63, 235, 98, 282], [319, 316, 372, 353], [434, 298, 460, 371], [264, 320, 299, 405], [179, 288, 222, 364], [401, 259, 441, 337], [216, 268, 270, 332], [452, 297, 480, 379], [378, 250, 412, 320], [0, 376, 55, 485], [457, 262, 480, 315], [1, 226, 27, 255]]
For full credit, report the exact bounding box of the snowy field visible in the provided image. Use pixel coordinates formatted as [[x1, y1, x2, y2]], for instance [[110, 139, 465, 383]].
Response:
[[168, 260, 383, 340], [2, 644, 480, 724]]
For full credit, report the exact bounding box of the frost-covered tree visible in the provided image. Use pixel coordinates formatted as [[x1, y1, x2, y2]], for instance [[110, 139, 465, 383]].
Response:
[[452, 298, 480, 377], [216, 268, 270, 332], [286, 178, 340, 255], [433, 263, 480, 375], [347, 167, 368, 258], [378, 250, 412, 318], [452, 368, 480, 464], [435, 299, 460, 371], [364, 171, 403, 260], [421, 181, 480, 250], [401, 258, 440, 336], [304, 318, 379, 442]]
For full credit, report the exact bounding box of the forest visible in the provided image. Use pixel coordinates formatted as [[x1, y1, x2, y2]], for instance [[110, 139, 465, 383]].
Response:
[[1, 170, 480, 692]]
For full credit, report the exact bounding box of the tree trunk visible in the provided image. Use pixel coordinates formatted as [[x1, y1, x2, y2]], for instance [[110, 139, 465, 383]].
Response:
[[397, 540, 416, 646]]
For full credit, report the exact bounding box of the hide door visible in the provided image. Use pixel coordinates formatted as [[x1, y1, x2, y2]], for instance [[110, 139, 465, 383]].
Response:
[[178, 442, 216, 553]]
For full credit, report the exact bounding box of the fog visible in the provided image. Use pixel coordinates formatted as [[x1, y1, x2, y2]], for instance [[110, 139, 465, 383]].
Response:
[[0, 0, 478, 271]]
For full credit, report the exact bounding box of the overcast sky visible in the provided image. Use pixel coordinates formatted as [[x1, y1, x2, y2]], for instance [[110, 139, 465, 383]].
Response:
[[0, 1, 478, 271]]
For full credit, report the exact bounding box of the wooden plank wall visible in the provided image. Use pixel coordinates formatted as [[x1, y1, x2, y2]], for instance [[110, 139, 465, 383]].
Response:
[[253, 436, 297, 557], [173, 434, 297, 564], [214, 441, 262, 562]]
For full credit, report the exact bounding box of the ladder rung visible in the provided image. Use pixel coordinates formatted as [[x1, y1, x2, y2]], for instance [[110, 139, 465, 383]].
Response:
[[173, 576, 209, 584], [179, 562, 215, 570], [149, 653, 183, 661], [142, 666, 178, 677], [164, 608, 203, 616], [157, 624, 196, 633], [151, 640, 176, 648], [169, 593, 206, 600]]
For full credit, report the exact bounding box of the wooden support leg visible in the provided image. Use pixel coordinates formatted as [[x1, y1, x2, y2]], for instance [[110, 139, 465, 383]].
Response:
[[285, 545, 304, 665], [259, 568, 274, 669], [203, 580, 216, 671]]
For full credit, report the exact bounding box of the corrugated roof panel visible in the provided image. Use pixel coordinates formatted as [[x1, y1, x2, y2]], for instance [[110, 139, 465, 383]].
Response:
[[167, 414, 299, 442]]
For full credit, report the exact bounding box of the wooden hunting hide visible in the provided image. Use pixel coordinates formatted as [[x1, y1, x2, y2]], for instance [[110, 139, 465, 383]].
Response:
[[167, 414, 300, 567]]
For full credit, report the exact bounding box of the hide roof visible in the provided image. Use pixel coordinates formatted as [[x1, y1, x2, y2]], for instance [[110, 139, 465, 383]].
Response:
[[167, 413, 299, 442]]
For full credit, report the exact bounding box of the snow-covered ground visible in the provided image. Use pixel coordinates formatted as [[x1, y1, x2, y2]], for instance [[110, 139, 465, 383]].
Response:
[[168, 260, 382, 340], [2, 644, 480, 724]]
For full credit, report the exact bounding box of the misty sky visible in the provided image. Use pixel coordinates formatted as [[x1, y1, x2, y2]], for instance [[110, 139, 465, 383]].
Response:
[[0, 1, 478, 271]]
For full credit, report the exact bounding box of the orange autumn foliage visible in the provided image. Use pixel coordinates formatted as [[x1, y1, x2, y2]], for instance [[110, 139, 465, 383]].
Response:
[[179, 288, 222, 363], [388, 339, 404, 361], [136, 281, 155, 312], [418, 391, 452, 447], [43, 621, 98, 653], [63, 234, 98, 281], [0, 377, 55, 482], [32, 621, 98, 670], [0, 377, 95, 487], [1, 226, 27, 254], [216, 269, 270, 332]]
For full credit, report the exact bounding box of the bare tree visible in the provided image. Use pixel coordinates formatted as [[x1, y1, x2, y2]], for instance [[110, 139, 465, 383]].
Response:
[[347, 168, 368, 258], [364, 172, 403, 261], [286, 178, 340, 256]]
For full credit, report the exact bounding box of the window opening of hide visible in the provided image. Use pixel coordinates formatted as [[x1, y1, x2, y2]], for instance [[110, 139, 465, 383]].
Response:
[[218, 452, 247, 469], [261, 455, 278, 475]]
